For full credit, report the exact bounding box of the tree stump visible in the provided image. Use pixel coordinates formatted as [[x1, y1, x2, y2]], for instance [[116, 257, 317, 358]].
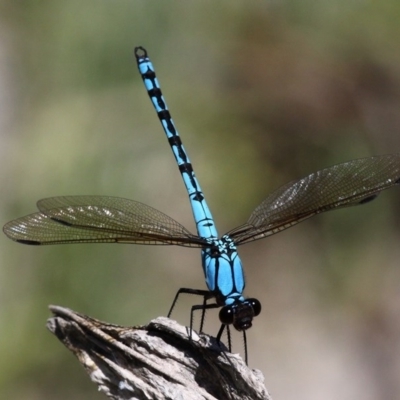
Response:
[[47, 305, 271, 400]]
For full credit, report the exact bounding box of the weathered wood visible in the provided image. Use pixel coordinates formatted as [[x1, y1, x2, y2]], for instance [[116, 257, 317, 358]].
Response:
[[47, 305, 271, 400]]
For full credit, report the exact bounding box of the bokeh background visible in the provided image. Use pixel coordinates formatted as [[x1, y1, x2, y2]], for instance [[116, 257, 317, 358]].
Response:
[[1, 1, 400, 399]]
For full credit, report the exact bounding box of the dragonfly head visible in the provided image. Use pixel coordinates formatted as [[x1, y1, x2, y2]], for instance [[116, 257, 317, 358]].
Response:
[[218, 298, 261, 331]]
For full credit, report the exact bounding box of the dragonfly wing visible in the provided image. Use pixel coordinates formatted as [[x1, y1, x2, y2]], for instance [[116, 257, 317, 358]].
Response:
[[229, 154, 400, 245], [4, 196, 205, 247]]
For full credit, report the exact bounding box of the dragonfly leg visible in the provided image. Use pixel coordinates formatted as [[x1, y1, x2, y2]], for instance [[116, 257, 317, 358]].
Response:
[[243, 330, 248, 365], [216, 323, 227, 348], [190, 302, 219, 336], [216, 324, 248, 364], [167, 288, 221, 341], [167, 287, 212, 318]]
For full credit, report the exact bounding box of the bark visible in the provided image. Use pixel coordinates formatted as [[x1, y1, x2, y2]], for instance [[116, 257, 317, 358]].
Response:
[[47, 305, 271, 400]]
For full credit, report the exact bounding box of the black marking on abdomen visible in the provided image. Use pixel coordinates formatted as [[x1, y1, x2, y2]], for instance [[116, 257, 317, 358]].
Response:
[[179, 163, 200, 191], [142, 68, 156, 80], [157, 110, 176, 135], [179, 162, 194, 175], [169, 136, 191, 165], [192, 192, 204, 202], [168, 135, 182, 147], [148, 88, 165, 109]]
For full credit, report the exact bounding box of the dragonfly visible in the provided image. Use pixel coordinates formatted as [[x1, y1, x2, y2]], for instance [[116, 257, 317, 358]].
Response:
[[3, 46, 400, 364]]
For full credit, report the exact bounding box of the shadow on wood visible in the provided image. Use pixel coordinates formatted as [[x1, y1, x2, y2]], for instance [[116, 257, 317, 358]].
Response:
[[47, 305, 271, 400]]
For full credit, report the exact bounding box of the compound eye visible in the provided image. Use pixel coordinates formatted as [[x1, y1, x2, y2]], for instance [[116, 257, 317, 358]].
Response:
[[219, 305, 234, 324], [248, 298, 261, 316]]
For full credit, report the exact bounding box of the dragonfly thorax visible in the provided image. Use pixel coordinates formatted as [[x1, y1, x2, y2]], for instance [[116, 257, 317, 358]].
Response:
[[202, 235, 246, 304], [205, 235, 236, 255]]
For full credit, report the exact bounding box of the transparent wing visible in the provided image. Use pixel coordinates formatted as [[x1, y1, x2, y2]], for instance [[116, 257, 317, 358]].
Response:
[[228, 154, 400, 245], [3, 195, 206, 247]]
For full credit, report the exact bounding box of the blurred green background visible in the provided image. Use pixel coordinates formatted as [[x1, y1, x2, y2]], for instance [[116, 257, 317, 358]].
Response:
[[1, 1, 400, 399]]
